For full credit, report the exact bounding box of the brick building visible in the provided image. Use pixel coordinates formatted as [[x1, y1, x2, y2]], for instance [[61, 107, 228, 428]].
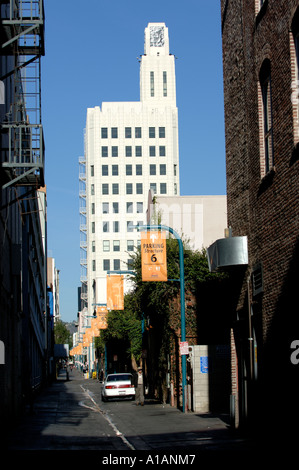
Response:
[[220, 0, 299, 440]]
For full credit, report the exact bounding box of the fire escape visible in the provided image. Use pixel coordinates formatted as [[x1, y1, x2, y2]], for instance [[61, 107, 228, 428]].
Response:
[[1, 0, 45, 190], [79, 153, 88, 311]]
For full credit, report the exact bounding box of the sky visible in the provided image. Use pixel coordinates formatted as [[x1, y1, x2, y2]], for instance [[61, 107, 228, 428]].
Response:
[[42, 0, 226, 323]]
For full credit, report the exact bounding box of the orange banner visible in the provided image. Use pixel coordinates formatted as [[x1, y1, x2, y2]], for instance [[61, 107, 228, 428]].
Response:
[[96, 306, 108, 329], [107, 275, 124, 310], [141, 231, 167, 282]]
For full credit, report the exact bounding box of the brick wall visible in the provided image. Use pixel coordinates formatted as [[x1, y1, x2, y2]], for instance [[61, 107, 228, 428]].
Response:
[[221, 0, 299, 433]]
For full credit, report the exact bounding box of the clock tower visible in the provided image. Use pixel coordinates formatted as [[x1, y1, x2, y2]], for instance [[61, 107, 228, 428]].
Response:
[[140, 23, 176, 104]]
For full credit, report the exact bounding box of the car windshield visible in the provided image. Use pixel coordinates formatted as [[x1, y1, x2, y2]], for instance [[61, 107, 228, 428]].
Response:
[[107, 374, 132, 382]]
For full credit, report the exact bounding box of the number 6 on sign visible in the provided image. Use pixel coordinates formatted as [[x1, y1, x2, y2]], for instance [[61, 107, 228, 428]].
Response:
[[141, 231, 167, 282]]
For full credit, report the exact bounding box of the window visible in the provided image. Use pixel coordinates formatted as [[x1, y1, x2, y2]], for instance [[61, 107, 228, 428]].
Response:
[[111, 127, 118, 138], [101, 127, 108, 138], [102, 146, 108, 157], [112, 146, 118, 157], [150, 183, 157, 194], [92, 222, 95, 233], [136, 164, 142, 175], [159, 127, 165, 138], [137, 202, 143, 213], [255, 0, 267, 17], [150, 164, 156, 175], [91, 203, 95, 214], [150, 72, 154, 97], [103, 259, 110, 271], [92, 260, 96, 271], [90, 165, 94, 177], [92, 241, 96, 252], [291, 8, 299, 144], [112, 164, 118, 176], [103, 240, 110, 252], [127, 221, 134, 232], [113, 240, 120, 252], [127, 258, 134, 269], [126, 183, 133, 194], [113, 221, 119, 232], [127, 240, 134, 252], [125, 127, 132, 138], [102, 202, 109, 214], [103, 221, 109, 232], [149, 146, 156, 157], [125, 146, 132, 157], [149, 127, 155, 138], [102, 183, 109, 195], [136, 183, 143, 194], [135, 146, 142, 157], [135, 127, 142, 138], [159, 146, 166, 156], [102, 165, 108, 176], [112, 183, 119, 195], [113, 202, 119, 213], [163, 71, 167, 96], [160, 183, 167, 194], [259, 59, 274, 175], [127, 202, 133, 213], [126, 164, 132, 176], [160, 164, 166, 175], [114, 259, 120, 270], [91, 184, 95, 195]]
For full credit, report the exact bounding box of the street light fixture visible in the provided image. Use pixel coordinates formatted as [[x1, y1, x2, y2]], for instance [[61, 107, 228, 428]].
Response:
[[135, 224, 187, 413]]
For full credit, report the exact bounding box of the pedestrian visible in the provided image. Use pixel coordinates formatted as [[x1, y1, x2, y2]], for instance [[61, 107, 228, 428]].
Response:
[[135, 366, 144, 406]]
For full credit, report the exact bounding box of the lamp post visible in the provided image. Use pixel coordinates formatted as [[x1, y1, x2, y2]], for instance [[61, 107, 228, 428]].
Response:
[[136, 224, 187, 413]]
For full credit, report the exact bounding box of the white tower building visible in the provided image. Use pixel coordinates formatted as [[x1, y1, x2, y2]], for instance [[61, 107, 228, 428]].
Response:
[[81, 23, 180, 312]]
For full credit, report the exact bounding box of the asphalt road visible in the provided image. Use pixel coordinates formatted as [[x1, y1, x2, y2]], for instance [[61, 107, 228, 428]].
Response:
[[3, 368, 257, 456]]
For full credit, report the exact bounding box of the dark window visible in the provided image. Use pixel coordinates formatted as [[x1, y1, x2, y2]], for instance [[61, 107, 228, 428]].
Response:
[[260, 60, 274, 173]]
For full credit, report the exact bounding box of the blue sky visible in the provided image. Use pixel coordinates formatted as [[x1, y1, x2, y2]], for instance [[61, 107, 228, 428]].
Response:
[[42, 0, 226, 323]]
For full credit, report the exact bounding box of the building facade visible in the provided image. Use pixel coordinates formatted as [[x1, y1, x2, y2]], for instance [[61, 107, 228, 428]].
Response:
[[149, 194, 227, 251], [80, 23, 180, 312], [220, 0, 299, 437], [0, 0, 51, 422]]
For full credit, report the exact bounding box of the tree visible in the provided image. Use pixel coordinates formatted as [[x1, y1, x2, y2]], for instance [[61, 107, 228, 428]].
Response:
[[102, 293, 143, 369], [101, 234, 229, 401], [54, 320, 72, 348]]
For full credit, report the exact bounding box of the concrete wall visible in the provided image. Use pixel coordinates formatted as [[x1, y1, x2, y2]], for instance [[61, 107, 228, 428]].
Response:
[[189, 345, 230, 413]]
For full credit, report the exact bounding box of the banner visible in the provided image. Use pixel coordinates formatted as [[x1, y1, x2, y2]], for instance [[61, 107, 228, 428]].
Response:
[[141, 231, 167, 282], [107, 275, 124, 310], [96, 306, 108, 329]]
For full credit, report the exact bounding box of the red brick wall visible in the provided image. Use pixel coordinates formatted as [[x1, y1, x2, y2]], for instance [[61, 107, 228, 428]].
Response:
[[221, 0, 299, 433]]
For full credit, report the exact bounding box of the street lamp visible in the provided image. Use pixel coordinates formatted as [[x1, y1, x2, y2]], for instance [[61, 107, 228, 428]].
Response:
[[135, 224, 187, 413]]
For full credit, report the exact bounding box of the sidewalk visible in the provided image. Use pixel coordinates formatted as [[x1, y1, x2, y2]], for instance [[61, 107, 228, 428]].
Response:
[[2, 368, 257, 453]]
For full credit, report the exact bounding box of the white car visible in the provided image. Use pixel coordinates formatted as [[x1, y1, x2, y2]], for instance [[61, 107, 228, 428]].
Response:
[[101, 373, 135, 401]]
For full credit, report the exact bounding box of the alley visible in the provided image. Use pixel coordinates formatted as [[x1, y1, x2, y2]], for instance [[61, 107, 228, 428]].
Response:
[[3, 368, 257, 454]]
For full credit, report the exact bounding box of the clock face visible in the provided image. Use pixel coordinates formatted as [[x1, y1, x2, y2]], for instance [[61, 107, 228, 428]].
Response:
[[150, 26, 164, 47]]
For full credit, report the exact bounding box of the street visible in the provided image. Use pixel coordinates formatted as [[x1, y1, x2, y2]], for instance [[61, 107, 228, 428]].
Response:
[[3, 368, 257, 456]]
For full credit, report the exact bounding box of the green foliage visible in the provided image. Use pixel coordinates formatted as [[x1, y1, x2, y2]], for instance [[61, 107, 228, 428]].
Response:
[[101, 234, 227, 365], [94, 335, 105, 354], [103, 294, 143, 362], [54, 320, 72, 348]]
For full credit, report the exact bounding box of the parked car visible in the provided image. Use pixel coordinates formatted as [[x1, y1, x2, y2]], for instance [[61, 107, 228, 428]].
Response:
[[101, 373, 135, 401]]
